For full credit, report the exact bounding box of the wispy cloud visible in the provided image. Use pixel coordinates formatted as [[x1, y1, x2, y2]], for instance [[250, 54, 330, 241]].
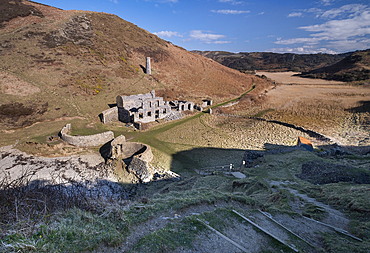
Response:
[[145, 0, 178, 3], [321, 0, 335, 6], [218, 0, 243, 5], [157, 0, 178, 2], [154, 31, 183, 38], [300, 10, 370, 41], [211, 9, 250, 14], [275, 37, 321, 45], [188, 30, 231, 44], [320, 4, 366, 19], [275, 4, 370, 52], [288, 12, 303, 18], [109, 0, 118, 4], [270, 46, 337, 54]]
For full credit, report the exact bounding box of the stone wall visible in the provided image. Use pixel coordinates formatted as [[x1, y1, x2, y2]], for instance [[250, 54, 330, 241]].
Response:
[[100, 107, 118, 124], [118, 107, 132, 123], [103, 90, 195, 126], [110, 135, 154, 182], [116, 90, 155, 109], [60, 124, 114, 147], [202, 99, 213, 108], [179, 101, 194, 112], [134, 103, 171, 123]]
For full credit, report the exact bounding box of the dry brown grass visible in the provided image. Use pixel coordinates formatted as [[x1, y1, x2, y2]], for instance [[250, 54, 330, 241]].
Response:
[[246, 81, 370, 147], [256, 71, 345, 85]]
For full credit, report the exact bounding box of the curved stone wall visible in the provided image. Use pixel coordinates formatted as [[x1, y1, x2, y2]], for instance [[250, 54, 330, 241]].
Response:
[[110, 135, 154, 182], [60, 124, 115, 147], [111, 137, 153, 163]]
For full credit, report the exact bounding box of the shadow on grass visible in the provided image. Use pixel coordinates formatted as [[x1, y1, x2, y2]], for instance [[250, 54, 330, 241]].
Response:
[[171, 147, 245, 172]]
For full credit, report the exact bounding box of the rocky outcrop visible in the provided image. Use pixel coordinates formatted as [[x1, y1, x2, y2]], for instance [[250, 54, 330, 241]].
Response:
[[43, 15, 94, 48], [127, 156, 154, 183]]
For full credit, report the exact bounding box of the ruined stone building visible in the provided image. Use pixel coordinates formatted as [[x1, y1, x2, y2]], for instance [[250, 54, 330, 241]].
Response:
[[100, 90, 195, 126]]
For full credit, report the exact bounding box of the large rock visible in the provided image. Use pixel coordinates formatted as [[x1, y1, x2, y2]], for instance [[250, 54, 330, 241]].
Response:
[[127, 156, 154, 183], [109, 135, 154, 182]]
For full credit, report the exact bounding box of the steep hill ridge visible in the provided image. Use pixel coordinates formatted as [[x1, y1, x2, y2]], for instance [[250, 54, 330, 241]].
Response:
[[298, 49, 370, 82], [193, 50, 350, 72], [0, 0, 269, 133]]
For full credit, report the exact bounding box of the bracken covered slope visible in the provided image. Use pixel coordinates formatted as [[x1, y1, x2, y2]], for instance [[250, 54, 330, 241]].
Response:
[[193, 50, 350, 72], [298, 49, 370, 82], [0, 0, 269, 131]]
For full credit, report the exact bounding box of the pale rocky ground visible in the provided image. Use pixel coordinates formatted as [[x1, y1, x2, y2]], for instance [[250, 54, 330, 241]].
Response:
[[0, 145, 127, 200]]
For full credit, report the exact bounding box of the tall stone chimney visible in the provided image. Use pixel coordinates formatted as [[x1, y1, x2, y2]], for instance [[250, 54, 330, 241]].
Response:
[[146, 57, 151, 75]]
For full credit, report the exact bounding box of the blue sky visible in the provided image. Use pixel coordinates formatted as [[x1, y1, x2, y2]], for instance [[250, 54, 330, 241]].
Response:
[[37, 0, 370, 54]]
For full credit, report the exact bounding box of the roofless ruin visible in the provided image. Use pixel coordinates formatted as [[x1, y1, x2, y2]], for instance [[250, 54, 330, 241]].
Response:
[[100, 90, 199, 128]]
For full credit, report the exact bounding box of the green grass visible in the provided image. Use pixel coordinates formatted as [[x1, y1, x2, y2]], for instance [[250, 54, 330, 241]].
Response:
[[210, 84, 256, 108], [302, 203, 328, 221], [132, 216, 206, 253], [2, 208, 126, 252], [131, 208, 250, 253]]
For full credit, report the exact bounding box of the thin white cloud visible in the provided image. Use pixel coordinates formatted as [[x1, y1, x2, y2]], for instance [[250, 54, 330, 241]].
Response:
[[300, 10, 370, 40], [288, 12, 303, 18], [258, 12, 264, 15], [306, 8, 322, 13], [328, 39, 370, 52], [188, 30, 230, 44], [154, 31, 183, 38], [269, 46, 337, 54], [158, 0, 178, 2], [109, 0, 118, 4], [321, 0, 335, 6], [274, 4, 370, 53], [218, 0, 243, 5], [211, 9, 250, 14], [320, 4, 366, 19], [275, 37, 322, 45], [211, 41, 232, 44]]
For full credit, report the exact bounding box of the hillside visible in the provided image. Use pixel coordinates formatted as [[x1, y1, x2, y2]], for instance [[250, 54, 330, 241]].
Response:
[[298, 49, 370, 82], [192, 50, 350, 72], [1, 2, 370, 253], [0, 0, 269, 136]]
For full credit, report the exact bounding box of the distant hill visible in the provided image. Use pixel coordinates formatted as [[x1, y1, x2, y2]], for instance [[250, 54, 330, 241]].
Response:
[[297, 49, 370, 82], [192, 51, 351, 72], [0, 0, 271, 130]]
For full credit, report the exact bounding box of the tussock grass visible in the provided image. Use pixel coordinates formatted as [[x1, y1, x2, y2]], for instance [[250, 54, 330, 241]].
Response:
[[132, 216, 205, 253], [132, 208, 242, 253]]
